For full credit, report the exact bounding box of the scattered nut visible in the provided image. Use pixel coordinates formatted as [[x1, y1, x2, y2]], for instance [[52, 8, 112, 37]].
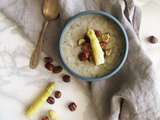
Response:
[[44, 57, 53, 63], [52, 66, 63, 73], [54, 91, 62, 99], [45, 63, 54, 71], [78, 51, 90, 61], [47, 96, 55, 104], [147, 35, 158, 44], [68, 102, 77, 111], [41, 116, 49, 120], [82, 42, 91, 51], [62, 74, 71, 82], [94, 30, 102, 37]]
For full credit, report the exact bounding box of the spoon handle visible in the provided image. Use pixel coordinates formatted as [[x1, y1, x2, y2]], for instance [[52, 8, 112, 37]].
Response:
[[29, 21, 49, 69]]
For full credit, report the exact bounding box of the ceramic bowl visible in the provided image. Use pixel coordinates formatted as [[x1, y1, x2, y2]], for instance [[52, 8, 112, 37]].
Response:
[[59, 11, 128, 81]]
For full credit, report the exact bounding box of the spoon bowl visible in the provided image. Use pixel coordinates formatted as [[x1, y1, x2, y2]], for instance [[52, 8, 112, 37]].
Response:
[[43, 0, 60, 20]]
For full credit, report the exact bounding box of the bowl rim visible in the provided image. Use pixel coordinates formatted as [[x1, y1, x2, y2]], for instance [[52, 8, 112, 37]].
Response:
[[59, 10, 129, 81]]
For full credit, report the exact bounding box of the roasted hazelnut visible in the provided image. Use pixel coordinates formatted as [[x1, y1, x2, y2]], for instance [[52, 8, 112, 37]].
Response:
[[94, 30, 102, 37], [147, 35, 158, 44], [52, 66, 63, 73], [44, 57, 53, 63], [54, 91, 62, 99], [41, 116, 49, 120], [68, 102, 77, 111], [62, 74, 71, 82], [78, 51, 90, 61], [47, 96, 55, 104], [45, 63, 54, 71], [82, 42, 91, 51]]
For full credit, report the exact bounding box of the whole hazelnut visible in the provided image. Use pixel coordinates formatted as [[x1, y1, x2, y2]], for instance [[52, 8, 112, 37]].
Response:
[[147, 35, 158, 44]]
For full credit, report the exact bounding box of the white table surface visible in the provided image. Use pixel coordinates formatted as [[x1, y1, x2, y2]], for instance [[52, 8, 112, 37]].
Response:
[[0, 0, 160, 120]]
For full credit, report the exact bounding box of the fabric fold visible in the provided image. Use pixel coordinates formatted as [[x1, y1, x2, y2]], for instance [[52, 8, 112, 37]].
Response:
[[1, 0, 160, 120], [58, 0, 160, 119], [91, 0, 160, 120]]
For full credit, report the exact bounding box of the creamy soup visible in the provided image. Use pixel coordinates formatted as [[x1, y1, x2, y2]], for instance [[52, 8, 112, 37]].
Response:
[[61, 15, 124, 77]]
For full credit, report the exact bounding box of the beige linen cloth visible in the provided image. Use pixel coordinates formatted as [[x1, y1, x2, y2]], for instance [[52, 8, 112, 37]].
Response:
[[1, 0, 160, 120], [54, 0, 160, 119]]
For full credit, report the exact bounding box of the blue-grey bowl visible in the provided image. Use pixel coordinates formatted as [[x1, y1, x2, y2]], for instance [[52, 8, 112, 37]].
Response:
[[59, 11, 128, 81]]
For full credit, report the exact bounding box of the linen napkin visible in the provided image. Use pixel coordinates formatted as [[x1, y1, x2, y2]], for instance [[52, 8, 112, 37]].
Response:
[[59, 0, 160, 119], [1, 0, 160, 120], [91, 1, 160, 120]]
